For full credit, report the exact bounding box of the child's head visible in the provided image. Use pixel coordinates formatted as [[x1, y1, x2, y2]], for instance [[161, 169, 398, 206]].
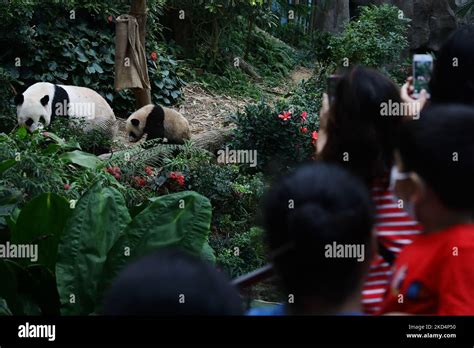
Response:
[[103, 248, 243, 315], [393, 104, 474, 227], [430, 25, 474, 106], [263, 162, 374, 314]]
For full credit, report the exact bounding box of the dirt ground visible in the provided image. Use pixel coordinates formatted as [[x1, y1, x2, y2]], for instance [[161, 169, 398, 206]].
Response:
[[115, 66, 314, 144]]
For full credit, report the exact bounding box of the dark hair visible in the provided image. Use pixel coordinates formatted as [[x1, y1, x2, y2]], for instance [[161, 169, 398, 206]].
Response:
[[263, 162, 374, 310], [430, 25, 474, 106], [319, 66, 403, 187], [102, 248, 243, 315], [397, 104, 474, 211]]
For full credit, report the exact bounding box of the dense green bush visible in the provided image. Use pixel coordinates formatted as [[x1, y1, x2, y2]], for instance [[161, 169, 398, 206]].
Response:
[[212, 226, 266, 279], [328, 4, 410, 80], [0, 0, 183, 121], [0, 184, 214, 315], [229, 100, 319, 175]]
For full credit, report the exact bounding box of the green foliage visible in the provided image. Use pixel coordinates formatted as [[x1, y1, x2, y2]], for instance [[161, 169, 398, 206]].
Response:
[[0, 0, 183, 116], [212, 226, 266, 278], [49, 117, 114, 155], [188, 163, 266, 277], [190, 164, 265, 221], [56, 183, 131, 315], [11, 193, 72, 271], [0, 181, 215, 315], [229, 100, 319, 174], [0, 128, 109, 202], [329, 4, 410, 79]]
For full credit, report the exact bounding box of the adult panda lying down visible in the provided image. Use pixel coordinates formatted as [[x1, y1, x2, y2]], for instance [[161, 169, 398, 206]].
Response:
[[126, 104, 191, 144], [15, 82, 117, 138]]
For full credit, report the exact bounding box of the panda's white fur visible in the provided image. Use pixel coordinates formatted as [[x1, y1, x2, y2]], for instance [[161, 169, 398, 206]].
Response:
[[15, 82, 117, 137], [126, 104, 191, 144]]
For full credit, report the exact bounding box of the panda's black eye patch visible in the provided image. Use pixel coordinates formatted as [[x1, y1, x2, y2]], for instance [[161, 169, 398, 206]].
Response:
[[131, 119, 140, 127], [129, 132, 136, 138]]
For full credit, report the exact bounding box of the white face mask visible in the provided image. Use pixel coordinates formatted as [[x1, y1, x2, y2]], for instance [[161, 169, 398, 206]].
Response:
[[389, 166, 417, 219]]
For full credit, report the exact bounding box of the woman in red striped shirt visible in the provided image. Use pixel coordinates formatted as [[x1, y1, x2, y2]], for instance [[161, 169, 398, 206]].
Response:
[[316, 67, 423, 314]]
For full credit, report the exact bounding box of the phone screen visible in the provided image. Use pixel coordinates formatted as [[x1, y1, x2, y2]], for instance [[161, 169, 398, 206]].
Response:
[[413, 55, 433, 97]]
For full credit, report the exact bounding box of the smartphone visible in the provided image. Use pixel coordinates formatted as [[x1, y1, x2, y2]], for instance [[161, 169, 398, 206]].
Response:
[[413, 54, 433, 98], [327, 75, 341, 104]]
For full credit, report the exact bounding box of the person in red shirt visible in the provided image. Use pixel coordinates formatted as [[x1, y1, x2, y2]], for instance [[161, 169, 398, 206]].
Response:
[[381, 104, 474, 315]]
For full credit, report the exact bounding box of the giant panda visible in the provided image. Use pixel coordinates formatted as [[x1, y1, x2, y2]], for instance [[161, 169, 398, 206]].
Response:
[[126, 104, 191, 144], [15, 82, 117, 138]]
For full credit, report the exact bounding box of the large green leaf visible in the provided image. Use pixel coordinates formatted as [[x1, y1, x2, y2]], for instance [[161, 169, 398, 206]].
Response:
[[11, 193, 71, 271], [56, 183, 131, 315], [60, 150, 102, 169], [98, 191, 214, 302], [0, 159, 16, 174]]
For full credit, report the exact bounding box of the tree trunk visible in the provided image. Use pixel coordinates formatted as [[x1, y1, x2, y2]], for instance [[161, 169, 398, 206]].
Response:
[[130, 0, 151, 108], [191, 128, 233, 154]]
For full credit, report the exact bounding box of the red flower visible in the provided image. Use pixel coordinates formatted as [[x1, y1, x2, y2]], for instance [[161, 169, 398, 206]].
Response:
[[300, 127, 308, 134], [106, 166, 122, 179], [145, 166, 154, 176], [301, 112, 308, 122], [133, 176, 146, 187], [278, 111, 292, 121], [150, 51, 158, 61], [176, 175, 185, 187], [169, 172, 185, 187], [107, 15, 113, 23], [64, 183, 71, 190], [311, 131, 319, 145]]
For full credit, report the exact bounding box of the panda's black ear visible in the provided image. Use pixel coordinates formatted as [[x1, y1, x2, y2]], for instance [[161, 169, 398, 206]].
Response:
[[14, 94, 24, 106], [131, 119, 140, 127], [40, 95, 49, 107]]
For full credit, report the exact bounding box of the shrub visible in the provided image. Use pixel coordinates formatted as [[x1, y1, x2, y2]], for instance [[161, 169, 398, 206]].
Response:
[[0, 0, 183, 118], [229, 100, 319, 175], [0, 184, 214, 315], [328, 4, 410, 80], [212, 227, 266, 279]]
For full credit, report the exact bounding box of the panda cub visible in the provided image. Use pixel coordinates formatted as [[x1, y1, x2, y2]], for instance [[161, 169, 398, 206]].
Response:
[[15, 82, 117, 137], [126, 104, 191, 144]]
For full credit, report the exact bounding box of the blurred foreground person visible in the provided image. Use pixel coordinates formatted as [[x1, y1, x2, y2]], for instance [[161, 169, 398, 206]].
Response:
[[381, 105, 474, 315], [103, 248, 243, 315], [249, 162, 375, 315], [317, 67, 423, 314], [401, 25, 474, 111]]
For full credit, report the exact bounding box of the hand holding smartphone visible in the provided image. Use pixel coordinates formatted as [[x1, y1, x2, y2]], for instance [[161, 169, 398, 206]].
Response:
[[412, 54, 433, 99]]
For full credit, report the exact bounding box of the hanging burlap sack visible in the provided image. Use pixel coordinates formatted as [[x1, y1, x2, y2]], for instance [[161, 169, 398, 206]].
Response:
[[114, 14, 151, 91]]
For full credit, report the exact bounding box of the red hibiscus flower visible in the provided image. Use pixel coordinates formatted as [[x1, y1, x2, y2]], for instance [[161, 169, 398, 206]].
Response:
[[176, 175, 185, 187], [106, 166, 122, 180], [107, 15, 113, 23], [278, 111, 292, 121], [150, 51, 158, 61], [145, 166, 154, 176], [300, 127, 308, 134], [301, 111, 308, 122], [133, 176, 146, 187], [64, 183, 71, 191], [311, 131, 319, 145]]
